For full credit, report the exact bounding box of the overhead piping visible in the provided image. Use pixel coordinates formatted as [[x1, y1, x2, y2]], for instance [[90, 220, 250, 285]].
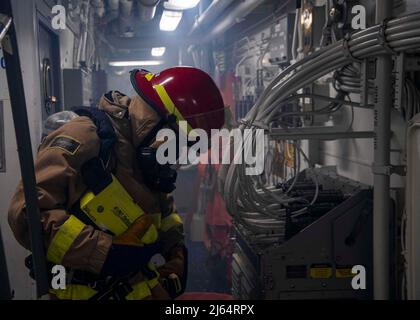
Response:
[[119, 0, 134, 37], [108, 0, 120, 10], [92, 0, 105, 17], [206, 0, 266, 41], [120, 0, 133, 17], [137, 0, 160, 22], [189, 0, 236, 38], [102, 0, 120, 22]]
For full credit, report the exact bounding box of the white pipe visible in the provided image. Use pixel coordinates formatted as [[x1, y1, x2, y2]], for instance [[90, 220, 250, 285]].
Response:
[[80, 1, 91, 63], [138, 0, 160, 22], [103, 0, 119, 23], [189, 0, 236, 37], [291, 8, 300, 61], [119, 0, 134, 36], [205, 0, 266, 42], [120, 0, 133, 17], [108, 0, 119, 11], [92, 0, 105, 17]]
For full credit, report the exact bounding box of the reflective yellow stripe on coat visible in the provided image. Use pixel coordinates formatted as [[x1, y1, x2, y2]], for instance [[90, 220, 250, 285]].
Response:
[[47, 215, 85, 264], [50, 277, 160, 300], [161, 213, 183, 233]]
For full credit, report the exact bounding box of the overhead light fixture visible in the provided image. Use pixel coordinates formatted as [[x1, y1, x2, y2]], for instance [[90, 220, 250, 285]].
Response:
[[151, 47, 166, 57], [164, 0, 200, 10], [159, 10, 183, 32], [108, 60, 164, 67]]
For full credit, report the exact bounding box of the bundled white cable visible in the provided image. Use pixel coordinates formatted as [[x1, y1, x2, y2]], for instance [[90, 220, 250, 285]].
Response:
[[221, 12, 420, 235]]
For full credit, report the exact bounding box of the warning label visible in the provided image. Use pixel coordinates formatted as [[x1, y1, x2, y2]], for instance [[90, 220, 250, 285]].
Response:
[[310, 264, 332, 279], [335, 265, 354, 278]]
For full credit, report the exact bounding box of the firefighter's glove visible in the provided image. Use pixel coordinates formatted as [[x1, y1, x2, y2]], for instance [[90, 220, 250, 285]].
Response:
[[101, 242, 161, 277]]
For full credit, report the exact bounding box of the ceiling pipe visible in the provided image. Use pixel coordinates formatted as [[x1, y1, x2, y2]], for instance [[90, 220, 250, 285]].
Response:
[[97, 0, 119, 24], [120, 0, 133, 17], [119, 0, 134, 37], [92, 0, 106, 17], [108, 0, 120, 10], [137, 0, 160, 22], [204, 0, 267, 42], [189, 0, 236, 38]]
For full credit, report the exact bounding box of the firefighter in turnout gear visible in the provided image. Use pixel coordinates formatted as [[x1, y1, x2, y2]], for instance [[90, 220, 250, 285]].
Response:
[[8, 67, 225, 300]]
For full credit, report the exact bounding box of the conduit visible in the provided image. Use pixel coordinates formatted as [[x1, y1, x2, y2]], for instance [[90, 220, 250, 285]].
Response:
[[189, 0, 236, 38], [373, 0, 393, 300]]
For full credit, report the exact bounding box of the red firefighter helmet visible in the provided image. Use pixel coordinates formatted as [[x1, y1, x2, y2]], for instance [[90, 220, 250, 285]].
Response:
[[130, 67, 225, 136]]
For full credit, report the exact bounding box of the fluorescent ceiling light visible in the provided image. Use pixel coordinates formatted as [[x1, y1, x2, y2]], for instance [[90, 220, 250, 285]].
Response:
[[109, 60, 164, 67], [164, 0, 200, 10], [159, 10, 183, 32], [151, 47, 166, 57]]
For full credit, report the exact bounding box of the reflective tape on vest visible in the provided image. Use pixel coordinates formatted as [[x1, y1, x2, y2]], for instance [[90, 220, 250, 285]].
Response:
[[161, 213, 183, 233], [50, 279, 155, 300], [147, 276, 160, 290], [146, 264, 160, 289], [149, 213, 162, 230], [47, 215, 85, 264], [125, 281, 152, 300], [50, 285, 97, 300], [140, 223, 159, 245]]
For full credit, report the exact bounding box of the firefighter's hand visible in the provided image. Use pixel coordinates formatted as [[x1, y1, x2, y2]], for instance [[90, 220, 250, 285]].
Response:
[[157, 246, 185, 279], [101, 242, 161, 276], [113, 215, 158, 246]]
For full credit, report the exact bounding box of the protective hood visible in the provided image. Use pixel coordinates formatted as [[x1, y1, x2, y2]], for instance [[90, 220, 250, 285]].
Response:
[[97, 90, 161, 148]]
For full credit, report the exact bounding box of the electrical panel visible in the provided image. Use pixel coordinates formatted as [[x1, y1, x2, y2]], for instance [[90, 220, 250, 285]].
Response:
[[63, 69, 93, 109], [268, 13, 296, 66]]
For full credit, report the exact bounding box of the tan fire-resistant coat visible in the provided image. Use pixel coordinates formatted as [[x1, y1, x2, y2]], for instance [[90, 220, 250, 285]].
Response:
[[8, 91, 185, 299]]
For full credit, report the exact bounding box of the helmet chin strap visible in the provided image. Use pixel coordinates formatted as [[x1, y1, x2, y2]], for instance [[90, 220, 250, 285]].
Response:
[[166, 113, 177, 126]]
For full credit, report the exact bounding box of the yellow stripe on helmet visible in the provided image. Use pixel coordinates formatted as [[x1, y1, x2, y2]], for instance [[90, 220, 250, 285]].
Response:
[[47, 215, 86, 264], [152, 84, 198, 138], [145, 73, 155, 81]]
